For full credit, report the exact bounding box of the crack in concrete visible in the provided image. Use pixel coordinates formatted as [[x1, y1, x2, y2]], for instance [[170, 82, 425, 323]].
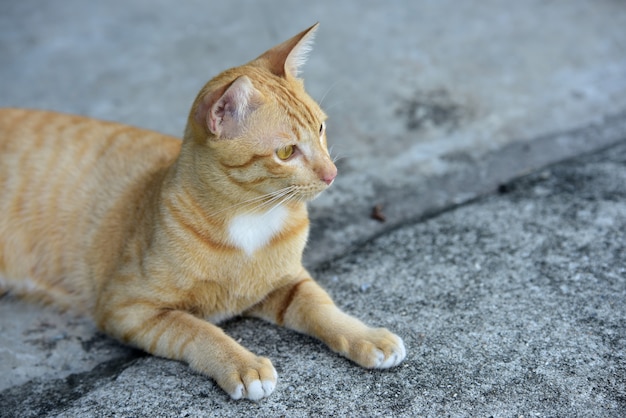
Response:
[[0, 352, 145, 418]]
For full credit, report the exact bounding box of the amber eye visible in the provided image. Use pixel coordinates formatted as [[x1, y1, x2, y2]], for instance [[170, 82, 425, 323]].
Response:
[[276, 145, 294, 160]]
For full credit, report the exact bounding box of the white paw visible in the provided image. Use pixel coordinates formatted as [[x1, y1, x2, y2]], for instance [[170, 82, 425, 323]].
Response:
[[228, 366, 278, 401], [375, 335, 406, 368]]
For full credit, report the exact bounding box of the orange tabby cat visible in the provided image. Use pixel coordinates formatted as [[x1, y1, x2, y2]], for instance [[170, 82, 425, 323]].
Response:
[[0, 24, 405, 400]]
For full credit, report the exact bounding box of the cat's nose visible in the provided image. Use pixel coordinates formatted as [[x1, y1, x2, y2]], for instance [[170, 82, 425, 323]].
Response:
[[320, 166, 337, 185]]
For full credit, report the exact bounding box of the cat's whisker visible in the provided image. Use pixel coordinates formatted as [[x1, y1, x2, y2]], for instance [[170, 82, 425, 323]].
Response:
[[252, 192, 292, 214], [262, 188, 298, 212], [332, 154, 347, 163], [318, 81, 339, 107], [235, 186, 297, 216], [245, 189, 292, 210], [210, 197, 268, 217], [268, 190, 299, 213], [328, 147, 346, 164], [211, 187, 295, 217], [320, 100, 343, 113]]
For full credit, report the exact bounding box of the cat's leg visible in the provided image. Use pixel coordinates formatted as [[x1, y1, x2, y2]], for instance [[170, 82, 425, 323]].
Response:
[[247, 276, 406, 369], [94, 303, 277, 400]]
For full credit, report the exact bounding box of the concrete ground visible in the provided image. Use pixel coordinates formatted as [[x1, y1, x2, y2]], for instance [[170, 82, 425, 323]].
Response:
[[1, 0, 625, 416]]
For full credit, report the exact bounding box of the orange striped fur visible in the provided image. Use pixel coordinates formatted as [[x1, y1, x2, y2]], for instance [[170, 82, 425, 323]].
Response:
[[0, 24, 405, 400]]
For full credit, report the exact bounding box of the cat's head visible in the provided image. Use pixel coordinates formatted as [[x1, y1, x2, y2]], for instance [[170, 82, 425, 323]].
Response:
[[184, 24, 336, 206]]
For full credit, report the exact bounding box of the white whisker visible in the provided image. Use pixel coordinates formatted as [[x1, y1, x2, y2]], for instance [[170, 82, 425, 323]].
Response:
[[327, 145, 347, 164], [320, 100, 342, 113], [254, 188, 295, 214], [245, 186, 298, 213], [210, 186, 296, 217], [332, 154, 347, 163], [268, 189, 298, 212], [318, 81, 339, 107]]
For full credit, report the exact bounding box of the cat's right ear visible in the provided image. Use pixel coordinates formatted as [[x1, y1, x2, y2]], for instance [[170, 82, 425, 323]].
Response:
[[256, 23, 319, 78], [195, 76, 261, 139]]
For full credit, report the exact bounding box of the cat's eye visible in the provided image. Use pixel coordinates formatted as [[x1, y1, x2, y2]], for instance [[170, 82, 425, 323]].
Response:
[[276, 145, 295, 160], [319, 122, 326, 136]]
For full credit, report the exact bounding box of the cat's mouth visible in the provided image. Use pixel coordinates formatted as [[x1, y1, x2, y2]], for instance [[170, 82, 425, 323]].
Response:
[[294, 183, 330, 202]]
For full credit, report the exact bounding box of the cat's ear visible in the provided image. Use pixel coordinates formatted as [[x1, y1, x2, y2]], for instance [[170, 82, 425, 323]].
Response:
[[195, 76, 261, 139], [257, 23, 319, 78]]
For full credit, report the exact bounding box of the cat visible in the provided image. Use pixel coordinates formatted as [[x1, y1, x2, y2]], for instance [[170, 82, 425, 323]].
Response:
[[0, 23, 406, 401]]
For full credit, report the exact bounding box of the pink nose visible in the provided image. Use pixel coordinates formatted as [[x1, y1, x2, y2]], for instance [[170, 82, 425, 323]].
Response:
[[321, 166, 337, 185]]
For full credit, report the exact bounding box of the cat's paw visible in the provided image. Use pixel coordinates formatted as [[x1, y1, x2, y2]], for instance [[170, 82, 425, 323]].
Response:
[[341, 328, 406, 369], [220, 356, 278, 401]]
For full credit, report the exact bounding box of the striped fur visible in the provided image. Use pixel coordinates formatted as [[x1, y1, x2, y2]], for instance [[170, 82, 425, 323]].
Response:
[[0, 24, 405, 401]]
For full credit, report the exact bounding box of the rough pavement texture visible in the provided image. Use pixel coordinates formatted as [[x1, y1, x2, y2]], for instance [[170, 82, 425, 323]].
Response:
[[1, 0, 626, 416], [2, 133, 625, 418]]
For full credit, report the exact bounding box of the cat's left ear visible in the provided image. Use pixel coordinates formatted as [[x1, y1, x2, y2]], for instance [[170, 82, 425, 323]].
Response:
[[256, 23, 319, 78], [195, 76, 262, 139]]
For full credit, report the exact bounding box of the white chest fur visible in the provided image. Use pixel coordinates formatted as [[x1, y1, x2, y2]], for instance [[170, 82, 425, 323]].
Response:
[[228, 205, 288, 256]]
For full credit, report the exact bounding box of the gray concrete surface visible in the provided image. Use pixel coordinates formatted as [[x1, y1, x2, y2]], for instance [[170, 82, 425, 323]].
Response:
[[2, 134, 625, 418], [1, 0, 625, 416]]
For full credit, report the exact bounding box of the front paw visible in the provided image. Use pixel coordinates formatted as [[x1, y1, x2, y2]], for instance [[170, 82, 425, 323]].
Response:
[[337, 328, 407, 369], [219, 356, 278, 401]]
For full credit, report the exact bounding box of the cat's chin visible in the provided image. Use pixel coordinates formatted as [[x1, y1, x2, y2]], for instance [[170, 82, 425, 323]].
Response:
[[299, 192, 326, 204], [295, 187, 328, 203]]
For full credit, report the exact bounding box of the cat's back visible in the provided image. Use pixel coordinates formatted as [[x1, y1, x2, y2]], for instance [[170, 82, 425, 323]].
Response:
[[0, 108, 181, 308], [0, 108, 181, 163], [0, 108, 181, 217]]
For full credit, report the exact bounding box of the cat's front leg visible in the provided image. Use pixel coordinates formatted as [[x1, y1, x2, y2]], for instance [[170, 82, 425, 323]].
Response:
[[248, 276, 406, 369], [95, 303, 277, 400]]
